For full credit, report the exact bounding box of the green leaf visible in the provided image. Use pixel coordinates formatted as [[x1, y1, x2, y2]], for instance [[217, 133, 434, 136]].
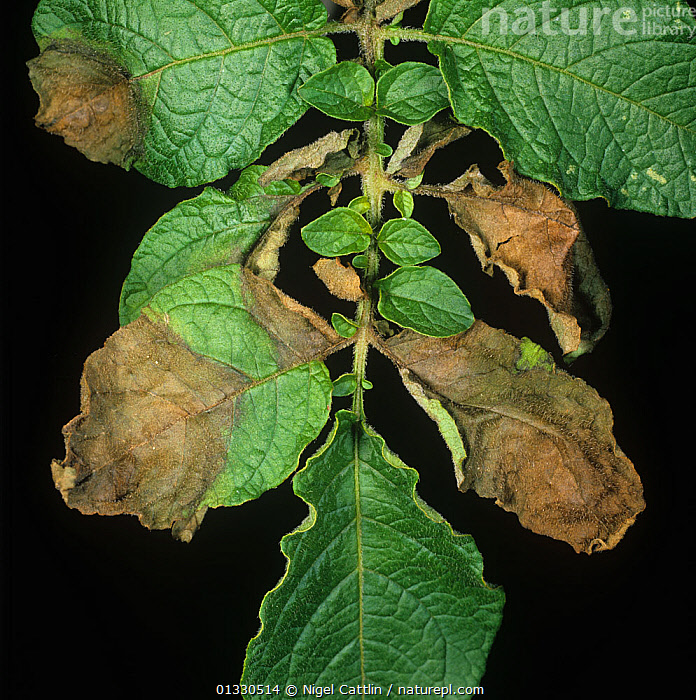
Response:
[[352, 254, 368, 269], [298, 61, 375, 121], [423, 0, 696, 218], [332, 373, 358, 396], [377, 218, 441, 265], [375, 61, 450, 125], [393, 189, 414, 218], [376, 266, 474, 337], [331, 312, 358, 338], [120, 169, 304, 325], [348, 195, 371, 214], [52, 265, 339, 540], [242, 412, 504, 687], [316, 172, 341, 188], [302, 207, 372, 256], [31, 0, 336, 187]]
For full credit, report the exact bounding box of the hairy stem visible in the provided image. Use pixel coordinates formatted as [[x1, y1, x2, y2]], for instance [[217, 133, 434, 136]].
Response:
[[352, 8, 387, 419]]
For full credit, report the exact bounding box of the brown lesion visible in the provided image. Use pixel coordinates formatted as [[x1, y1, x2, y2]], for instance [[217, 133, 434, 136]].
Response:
[[418, 161, 612, 359], [375, 322, 645, 554], [28, 40, 145, 167]]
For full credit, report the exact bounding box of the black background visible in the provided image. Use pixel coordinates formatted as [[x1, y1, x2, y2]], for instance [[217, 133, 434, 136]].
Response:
[[3, 2, 695, 698]]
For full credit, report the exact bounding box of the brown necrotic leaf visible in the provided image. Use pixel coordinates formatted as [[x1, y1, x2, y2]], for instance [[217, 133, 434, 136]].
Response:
[[430, 161, 611, 358], [259, 130, 360, 185], [28, 40, 143, 167], [52, 268, 342, 541], [313, 258, 364, 301], [377, 322, 644, 553], [387, 115, 471, 178], [375, 0, 425, 22]]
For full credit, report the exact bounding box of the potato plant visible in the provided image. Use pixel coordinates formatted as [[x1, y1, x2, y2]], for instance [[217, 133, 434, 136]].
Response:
[[27, 0, 694, 694]]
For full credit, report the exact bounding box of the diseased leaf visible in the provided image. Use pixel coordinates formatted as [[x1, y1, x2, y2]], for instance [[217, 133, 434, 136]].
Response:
[[375, 62, 449, 126], [433, 161, 611, 358], [242, 412, 504, 687], [302, 207, 372, 256], [32, 0, 336, 186], [377, 218, 441, 265], [120, 168, 310, 324], [387, 114, 471, 178], [313, 258, 364, 301], [298, 61, 375, 121], [28, 40, 144, 167], [259, 129, 359, 184], [423, 0, 696, 218], [379, 321, 645, 554], [376, 266, 474, 337], [52, 265, 342, 541], [375, 0, 425, 23]]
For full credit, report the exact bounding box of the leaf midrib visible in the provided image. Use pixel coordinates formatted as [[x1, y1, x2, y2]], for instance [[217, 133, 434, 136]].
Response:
[[130, 27, 331, 81], [398, 28, 696, 135]]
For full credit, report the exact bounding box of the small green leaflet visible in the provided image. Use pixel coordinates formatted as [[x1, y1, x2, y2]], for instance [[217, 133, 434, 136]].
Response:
[[331, 312, 358, 338], [32, 0, 336, 187], [376, 266, 474, 337], [423, 0, 696, 218], [393, 189, 415, 218], [378, 218, 441, 265], [298, 61, 375, 121], [331, 373, 371, 396], [375, 62, 450, 125], [302, 208, 372, 256], [242, 412, 504, 688]]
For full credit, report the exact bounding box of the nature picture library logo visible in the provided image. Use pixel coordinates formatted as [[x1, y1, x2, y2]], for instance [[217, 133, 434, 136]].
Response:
[[479, 1, 696, 38]]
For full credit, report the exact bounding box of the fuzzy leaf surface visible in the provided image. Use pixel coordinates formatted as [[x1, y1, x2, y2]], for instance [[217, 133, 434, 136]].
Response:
[[380, 322, 645, 553], [31, 0, 336, 186], [431, 161, 611, 358], [423, 0, 696, 217], [375, 62, 449, 125], [377, 218, 441, 265], [52, 265, 340, 541], [298, 61, 375, 121], [376, 266, 474, 337], [242, 412, 504, 688]]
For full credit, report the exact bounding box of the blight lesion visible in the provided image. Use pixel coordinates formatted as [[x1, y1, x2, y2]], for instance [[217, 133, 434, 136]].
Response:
[[28, 40, 145, 167]]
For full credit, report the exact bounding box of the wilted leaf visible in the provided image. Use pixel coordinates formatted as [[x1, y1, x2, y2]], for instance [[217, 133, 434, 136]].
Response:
[[28, 40, 144, 167], [434, 161, 611, 358], [386, 114, 471, 178], [259, 129, 360, 184], [375, 0, 424, 22], [313, 258, 363, 301], [379, 322, 645, 554], [52, 266, 342, 541], [242, 412, 504, 687]]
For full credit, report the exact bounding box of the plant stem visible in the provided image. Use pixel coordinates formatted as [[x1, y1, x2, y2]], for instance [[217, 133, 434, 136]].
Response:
[[352, 8, 387, 419]]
